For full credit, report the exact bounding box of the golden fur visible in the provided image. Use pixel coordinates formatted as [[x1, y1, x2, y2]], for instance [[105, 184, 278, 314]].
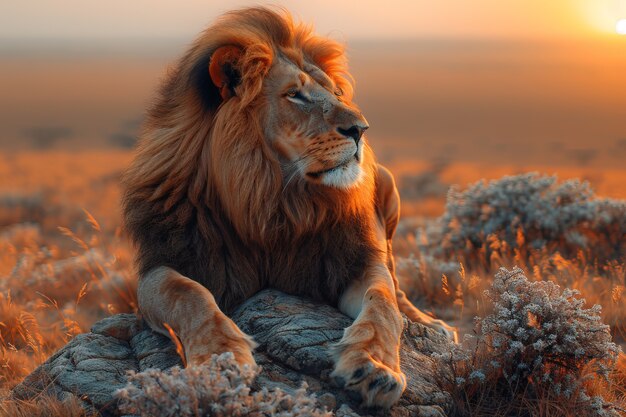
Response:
[[122, 7, 455, 409]]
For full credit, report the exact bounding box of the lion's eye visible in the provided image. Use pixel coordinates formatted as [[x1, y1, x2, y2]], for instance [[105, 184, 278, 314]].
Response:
[[285, 89, 309, 103], [334, 87, 343, 97]]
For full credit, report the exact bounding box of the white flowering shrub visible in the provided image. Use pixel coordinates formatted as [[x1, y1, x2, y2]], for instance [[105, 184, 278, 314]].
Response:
[[479, 267, 619, 387], [434, 267, 622, 416], [115, 352, 330, 417], [423, 173, 626, 268]]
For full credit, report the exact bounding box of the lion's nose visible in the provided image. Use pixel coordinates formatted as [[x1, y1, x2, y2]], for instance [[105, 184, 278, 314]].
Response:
[[337, 120, 369, 144]]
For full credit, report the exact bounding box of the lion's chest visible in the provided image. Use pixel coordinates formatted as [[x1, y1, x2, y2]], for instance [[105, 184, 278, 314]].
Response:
[[263, 236, 374, 306], [212, 220, 377, 312]]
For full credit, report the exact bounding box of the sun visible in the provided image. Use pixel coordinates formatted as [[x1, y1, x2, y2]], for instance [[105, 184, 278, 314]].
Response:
[[617, 19, 626, 35]]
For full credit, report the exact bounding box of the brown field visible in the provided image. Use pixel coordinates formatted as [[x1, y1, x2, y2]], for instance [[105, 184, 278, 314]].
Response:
[[0, 149, 625, 415]]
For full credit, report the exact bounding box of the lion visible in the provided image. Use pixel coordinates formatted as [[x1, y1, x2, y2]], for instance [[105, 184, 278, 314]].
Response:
[[122, 7, 456, 409]]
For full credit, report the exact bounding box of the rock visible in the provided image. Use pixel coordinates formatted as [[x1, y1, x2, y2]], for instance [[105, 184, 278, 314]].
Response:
[[11, 289, 453, 416]]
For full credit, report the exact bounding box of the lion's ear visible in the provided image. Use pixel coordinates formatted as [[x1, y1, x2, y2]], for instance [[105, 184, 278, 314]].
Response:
[[209, 46, 243, 101]]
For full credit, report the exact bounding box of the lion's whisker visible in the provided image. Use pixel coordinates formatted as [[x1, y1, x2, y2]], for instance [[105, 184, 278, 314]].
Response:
[[282, 157, 310, 193], [281, 150, 316, 194]]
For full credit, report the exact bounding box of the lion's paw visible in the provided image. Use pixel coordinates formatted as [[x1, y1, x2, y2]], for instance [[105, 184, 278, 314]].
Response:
[[187, 341, 257, 369], [427, 318, 459, 343], [226, 335, 258, 369], [331, 350, 406, 409], [184, 320, 258, 369]]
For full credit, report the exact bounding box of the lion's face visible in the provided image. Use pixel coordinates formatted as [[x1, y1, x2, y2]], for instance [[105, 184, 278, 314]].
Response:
[[261, 58, 369, 189]]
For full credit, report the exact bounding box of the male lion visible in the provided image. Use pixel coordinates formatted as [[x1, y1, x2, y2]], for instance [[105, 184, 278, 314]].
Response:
[[122, 7, 455, 408]]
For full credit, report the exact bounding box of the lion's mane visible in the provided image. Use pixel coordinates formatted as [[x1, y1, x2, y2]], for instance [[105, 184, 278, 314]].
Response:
[[122, 7, 383, 312]]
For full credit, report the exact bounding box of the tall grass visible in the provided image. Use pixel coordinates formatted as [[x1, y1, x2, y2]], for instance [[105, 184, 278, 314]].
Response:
[[0, 194, 136, 414]]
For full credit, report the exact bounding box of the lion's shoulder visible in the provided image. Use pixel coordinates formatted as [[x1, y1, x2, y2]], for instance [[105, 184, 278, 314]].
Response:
[[375, 164, 400, 240]]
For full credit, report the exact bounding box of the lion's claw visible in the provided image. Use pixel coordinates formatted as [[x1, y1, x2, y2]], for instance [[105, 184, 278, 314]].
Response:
[[331, 355, 406, 409]]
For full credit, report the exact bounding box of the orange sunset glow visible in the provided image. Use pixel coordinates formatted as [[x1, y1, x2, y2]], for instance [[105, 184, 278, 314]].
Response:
[[1, 2, 625, 416], [3, 0, 626, 40]]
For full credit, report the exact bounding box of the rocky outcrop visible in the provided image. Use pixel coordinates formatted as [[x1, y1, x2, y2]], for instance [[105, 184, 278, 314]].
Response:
[[12, 289, 453, 416]]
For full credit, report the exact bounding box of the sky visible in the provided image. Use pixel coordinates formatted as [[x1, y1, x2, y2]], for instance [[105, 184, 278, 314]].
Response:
[[1, 1, 625, 168], [2, 0, 626, 42]]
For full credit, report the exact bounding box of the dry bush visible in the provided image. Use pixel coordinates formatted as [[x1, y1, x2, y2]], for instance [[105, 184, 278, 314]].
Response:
[[396, 174, 626, 414], [396, 174, 626, 337], [423, 173, 625, 269], [116, 352, 330, 417], [435, 267, 623, 417]]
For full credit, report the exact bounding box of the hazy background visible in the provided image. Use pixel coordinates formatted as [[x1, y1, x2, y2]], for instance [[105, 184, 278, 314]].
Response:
[[1, 0, 626, 168]]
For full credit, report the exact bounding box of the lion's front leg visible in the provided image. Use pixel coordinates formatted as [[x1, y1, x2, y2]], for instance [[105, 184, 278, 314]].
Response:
[[331, 263, 406, 409], [138, 266, 256, 368]]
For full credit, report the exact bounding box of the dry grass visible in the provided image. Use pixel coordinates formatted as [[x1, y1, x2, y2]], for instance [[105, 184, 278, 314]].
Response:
[[0, 151, 137, 414], [0, 395, 99, 417], [0, 150, 624, 416]]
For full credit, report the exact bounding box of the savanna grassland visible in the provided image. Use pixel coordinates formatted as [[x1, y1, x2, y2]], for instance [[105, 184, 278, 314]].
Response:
[[0, 149, 624, 416]]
